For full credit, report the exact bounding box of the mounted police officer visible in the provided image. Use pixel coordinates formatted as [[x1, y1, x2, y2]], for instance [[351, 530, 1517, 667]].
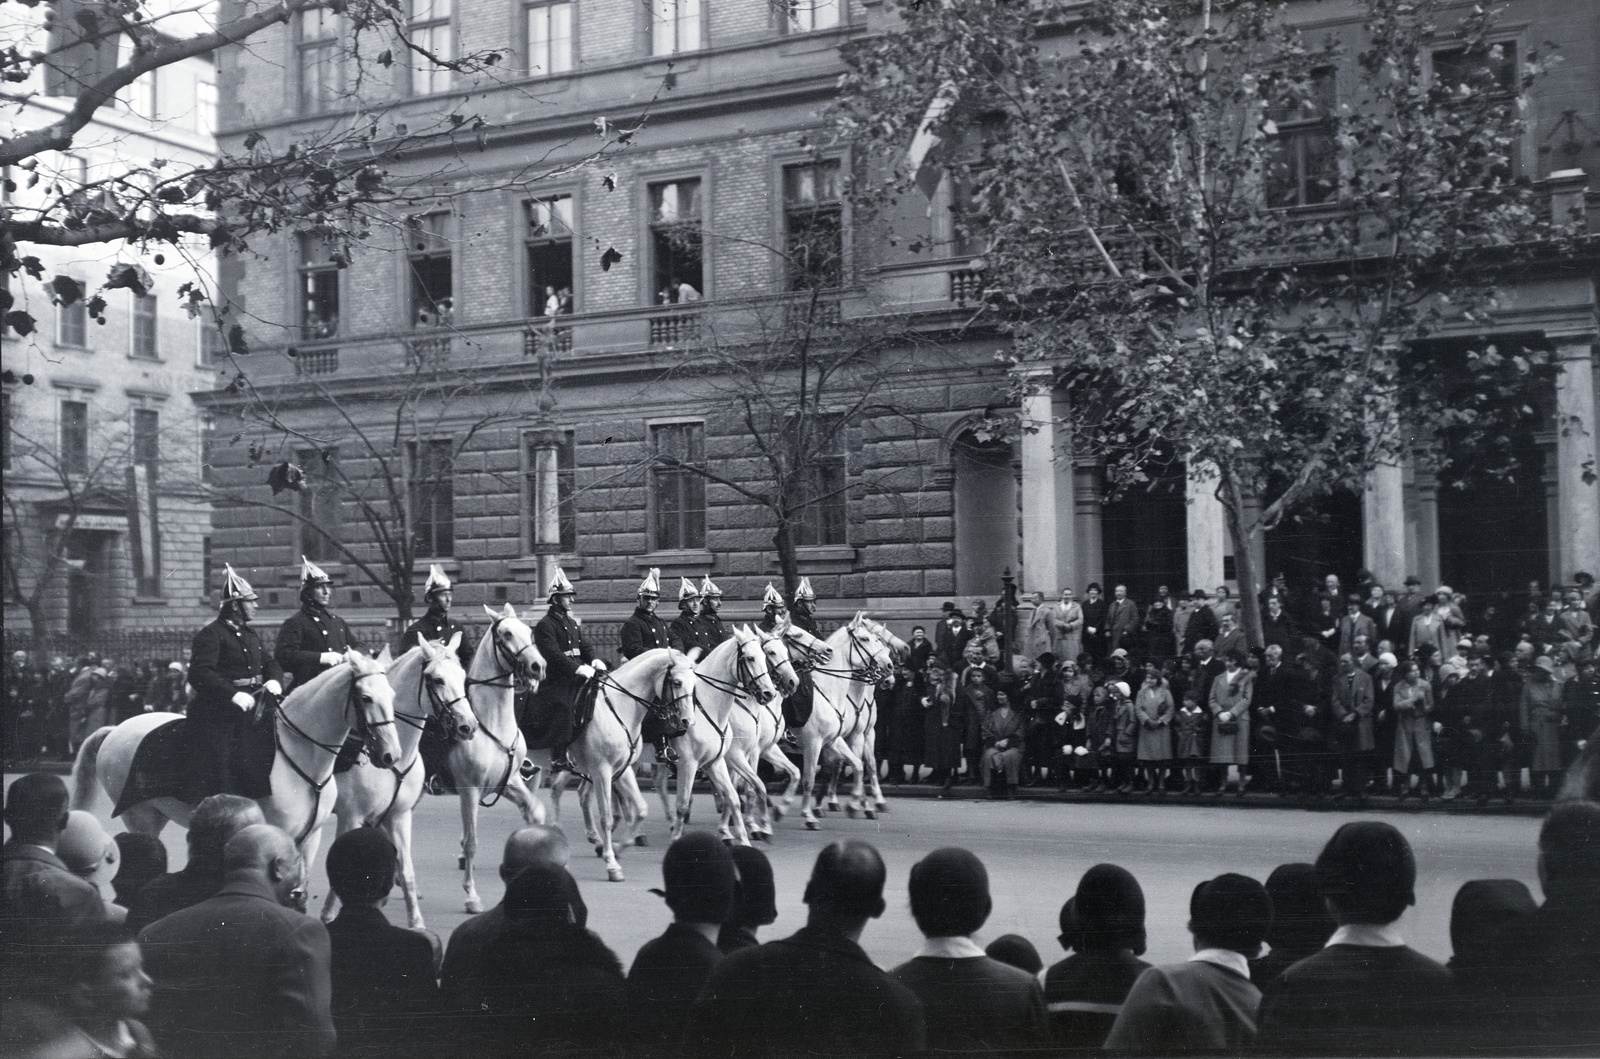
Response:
[[757, 582, 788, 633], [186, 566, 284, 798], [773, 580, 820, 729], [535, 567, 606, 773], [697, 575, 731, 651], [403, 564, 474, 794], [620, 568, 670, 660], [669, 578, 707, 660], [623, 568, 685, 762], [274, 557, 364, 693], [790, 577, 822, 638]]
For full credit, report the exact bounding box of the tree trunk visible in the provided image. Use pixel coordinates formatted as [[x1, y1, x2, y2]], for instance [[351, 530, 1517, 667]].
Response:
[[773, 519, 800, 600], [25, 598, 51, 661], [391, 580, 414, 640], [1218, 468, 1265, 651]]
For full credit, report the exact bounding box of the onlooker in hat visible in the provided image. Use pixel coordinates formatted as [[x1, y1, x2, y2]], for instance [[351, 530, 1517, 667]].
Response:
[[1107, 584, 1141, 657], [1476, 802, 1600, 1051], [111, 833, 167, 914], [1256, 822, 1453, 1055], [629, 831, 739, 1050], [1337, 595, 1378, 660], [139, 823, 336, 1059], [471, 862, 628, 1055], [1391, 660, 1437, 801], [979, 690, 1027, 797], [1104, 873, 1272, 1054], [441, 824, 584, 1012], [1054, 588, 1085, 664], [2, 774, 107, 1010], [1044, 864, 1150, 1049], [1182, 591, 1219, 657], [1392, 577, 1428, 651], [1520, 655, 1566, 797], [890, 847, 1047, 1053], [1135, 663, 1175, 795], [125, 793, 264, 933], [1213, 613, 1246, 664], [1082, 584, 1110, 663], [1250, 864, 1335, 985], [1445, 879, 1536, 1009], [985, 934, 1043, 976], [56, 809, 120, 919], [1208, 652, 1253, 795], [687, 840, 925, 1057], [323, 826, 441, 1057], [719, 846, 778, 955]]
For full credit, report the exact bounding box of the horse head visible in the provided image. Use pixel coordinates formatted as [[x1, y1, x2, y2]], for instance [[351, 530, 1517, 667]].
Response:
[[757, 626, 801, 697], [732, 625, 779, 706], [418, 635, 476, 741], [346, 647, 401, 769], [783, 621, 834, 667], [662, 649, 700, 732], [482, 603, 546, 689], [859, 616, 912, 664], [845, 614, 894, 685]]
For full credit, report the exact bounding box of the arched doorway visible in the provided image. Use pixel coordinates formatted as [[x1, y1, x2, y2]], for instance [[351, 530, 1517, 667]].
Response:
[[1103, 460, 1187, 602], [1437, 433, 1548, 598], [952, 433, 1019, 599]]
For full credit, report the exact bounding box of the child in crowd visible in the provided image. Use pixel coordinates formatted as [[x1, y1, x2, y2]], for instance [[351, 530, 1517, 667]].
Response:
[[1176, 687, 1207, 795]]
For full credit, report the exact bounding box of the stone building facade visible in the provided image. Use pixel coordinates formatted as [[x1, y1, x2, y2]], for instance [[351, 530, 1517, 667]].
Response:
[[3, 13, 219, 650], [199, 0, 1598, 641]]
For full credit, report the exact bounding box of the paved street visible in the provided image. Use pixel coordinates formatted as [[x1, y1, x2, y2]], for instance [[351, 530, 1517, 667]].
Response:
[[63, 780, 1544, 970]]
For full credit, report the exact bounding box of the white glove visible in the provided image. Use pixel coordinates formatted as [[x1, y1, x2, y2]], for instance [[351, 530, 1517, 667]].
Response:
[[232, 692, 254, 710], [1433, 721, 1443, 734], [263, 680, 282, 697], [576, 665, 595, 680], [319, 652, 342, 666], [592, 658, 608, 672]]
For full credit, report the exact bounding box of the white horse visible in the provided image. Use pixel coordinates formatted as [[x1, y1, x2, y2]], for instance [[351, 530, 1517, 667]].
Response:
[[725, 621, 828, 840], [645, 626, 780, 846], [320, 636, 474, 928], [70, 648, 401, 875], [456, 604, 548, 915], [546, 649, 697, 881], [818, 616, 909, 816], [779, 615, 895, 828]]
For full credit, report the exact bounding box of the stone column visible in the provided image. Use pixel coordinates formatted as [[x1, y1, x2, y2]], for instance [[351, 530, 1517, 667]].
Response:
[[1019, 383, 1060, 596], [1186, 464, 1226, 593], [1074, 462, 1104, 590], [1053, 391, 1078, 593], [530, 425, 563, 597], [1411, 465, 1441, 592], [1240, 493, 1266, 588], [1555, 341, 1600, 581], [1363, 462, 1408, 589]]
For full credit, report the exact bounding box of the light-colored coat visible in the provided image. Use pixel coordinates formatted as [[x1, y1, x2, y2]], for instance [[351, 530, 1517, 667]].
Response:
[[1135, 684, 1175, 762], [1053, 602, 1084, 662], [1209, 668, 1253, 765]]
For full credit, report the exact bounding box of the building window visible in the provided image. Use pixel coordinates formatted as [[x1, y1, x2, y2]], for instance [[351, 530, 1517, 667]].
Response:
[[783, 161, 843, 291], [58, 288, 88, 347], [1264, 67, 1337, 209], [526, 431, 577, 552], [650, 0, 701, 56], [199, 318, 228, 365], [409, 0, 454, 96], [792, 413, 847, 546], [649, 422, 705, 551], [60, 400, 88, 476], [407, 213, 454, 328], [297, 8, 344, 115], [526, 195, 575, 316], [526, 1, 574, 76], [133, 409, 159, 466], [299, 234, 341, 340], [297, 448, 343, 562], [132, 293, 158, 358], [1433, 41, 1518, 96], [649, 179, 703, 305], [131, 409, 162, 595], [784, 0, 838, 33], [410, 439, 455, 558], [200, 415, 216, 484]]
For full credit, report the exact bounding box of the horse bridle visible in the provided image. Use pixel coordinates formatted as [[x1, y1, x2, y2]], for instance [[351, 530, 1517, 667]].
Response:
[[812, 628, 891, 685], [467, 618, 541, 691], [274, 669, 393, 843], [397, 655, 471, 743], [697, 639, 773, 703]]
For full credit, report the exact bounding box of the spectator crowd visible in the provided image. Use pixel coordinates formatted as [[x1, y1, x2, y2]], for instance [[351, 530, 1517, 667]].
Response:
[[4, 654, 190, 764], [880, 573, 1598, 805], [3, 768, 1597, 1058]]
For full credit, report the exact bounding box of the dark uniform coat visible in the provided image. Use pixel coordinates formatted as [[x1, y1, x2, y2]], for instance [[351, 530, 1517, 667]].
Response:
[[275, 605, 364, 692], [698, 611, 731, 651], [619, 607, 672, 660], [670, 606, 710, 656], [531, 605, 596, 749], [401, 608, 474, 669], [188, 617, 284, 798]]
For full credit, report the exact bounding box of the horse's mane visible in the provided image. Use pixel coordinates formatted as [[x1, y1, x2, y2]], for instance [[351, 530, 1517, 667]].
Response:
[[702, 635, 739, 671]]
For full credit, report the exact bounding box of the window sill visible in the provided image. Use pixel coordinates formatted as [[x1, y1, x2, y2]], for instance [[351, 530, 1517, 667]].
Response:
[[507, 555, 584, 573], [131, 596, 168, 606], [127, 354, 164, 363], [635, 550, 714, 573], [412, 559, 460, 575], [278, 562, 350, 584], [769, 545, 857, 574]]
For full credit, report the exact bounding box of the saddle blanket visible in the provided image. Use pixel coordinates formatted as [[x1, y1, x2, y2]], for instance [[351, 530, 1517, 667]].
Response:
[[517, 681, 601, 750], [113, 716, 274, 816]]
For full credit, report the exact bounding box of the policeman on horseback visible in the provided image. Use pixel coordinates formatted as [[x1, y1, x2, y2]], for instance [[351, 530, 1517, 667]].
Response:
[[697, 575, 731, 650], [536, 567, 606, 773], [186, 566, 284, 798], [275, 557, 364, 692], [622, 568, 686, 762], [757, 582, 788, 631], [776, 579, 820, 729], [403, 564, 474, 794], [790, 577, 822, 637], [669, 578, 707, 660]]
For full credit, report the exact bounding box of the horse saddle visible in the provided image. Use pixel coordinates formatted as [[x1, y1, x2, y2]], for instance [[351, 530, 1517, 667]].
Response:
[[114, 713, 274, 816], [782, 679, 815, 730]]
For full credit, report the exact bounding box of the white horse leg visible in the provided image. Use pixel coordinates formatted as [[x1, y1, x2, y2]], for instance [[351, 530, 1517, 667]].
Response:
[[864, 721, 888, 813], [799, 733, 823, 831], [707, 758, 751, 846], [459, 790, 484, 914], [592, 765, 624, 882], [319, 808, 353, 924], [673, 752, 699, 843], [830, 738, 868, 819], [298, 822, 328, 906], [767, 743, 800, 823], [502, 774, 546, 826], [614, 767, 650, 849], [390, 806, 425, 930], [653, 759, 678, 839]]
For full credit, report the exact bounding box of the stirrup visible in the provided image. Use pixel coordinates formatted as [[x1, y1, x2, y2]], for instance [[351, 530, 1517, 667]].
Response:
[[551, 752, 577, 775], [518, 758, 539, 781], [657, 740, 679, 764]]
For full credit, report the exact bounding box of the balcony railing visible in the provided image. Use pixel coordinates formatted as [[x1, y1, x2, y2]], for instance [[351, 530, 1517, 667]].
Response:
[[649, 309, 702, 348], [404, 334, 452, 367], [295, 347, 339, 375], [524, 322, 574, 357], [950, 269, 986, 306]]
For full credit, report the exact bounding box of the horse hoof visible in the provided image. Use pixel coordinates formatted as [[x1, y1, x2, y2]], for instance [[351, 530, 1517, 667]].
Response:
[[804, 819, 820, 831], [595, 845, 605, 858], [845, 805, 858, 818], [876, 802, 890, 813], [828, 803, 841, 813], [634, 835, 649, 847], [771, 805, 785, 821], [864, 809, 877, 820], [607, 868, 626, 882], [464, 898, 482, 914]]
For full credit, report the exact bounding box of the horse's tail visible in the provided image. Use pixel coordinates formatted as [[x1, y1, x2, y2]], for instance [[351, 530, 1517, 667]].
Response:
[[70, 726, 113, 811]]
